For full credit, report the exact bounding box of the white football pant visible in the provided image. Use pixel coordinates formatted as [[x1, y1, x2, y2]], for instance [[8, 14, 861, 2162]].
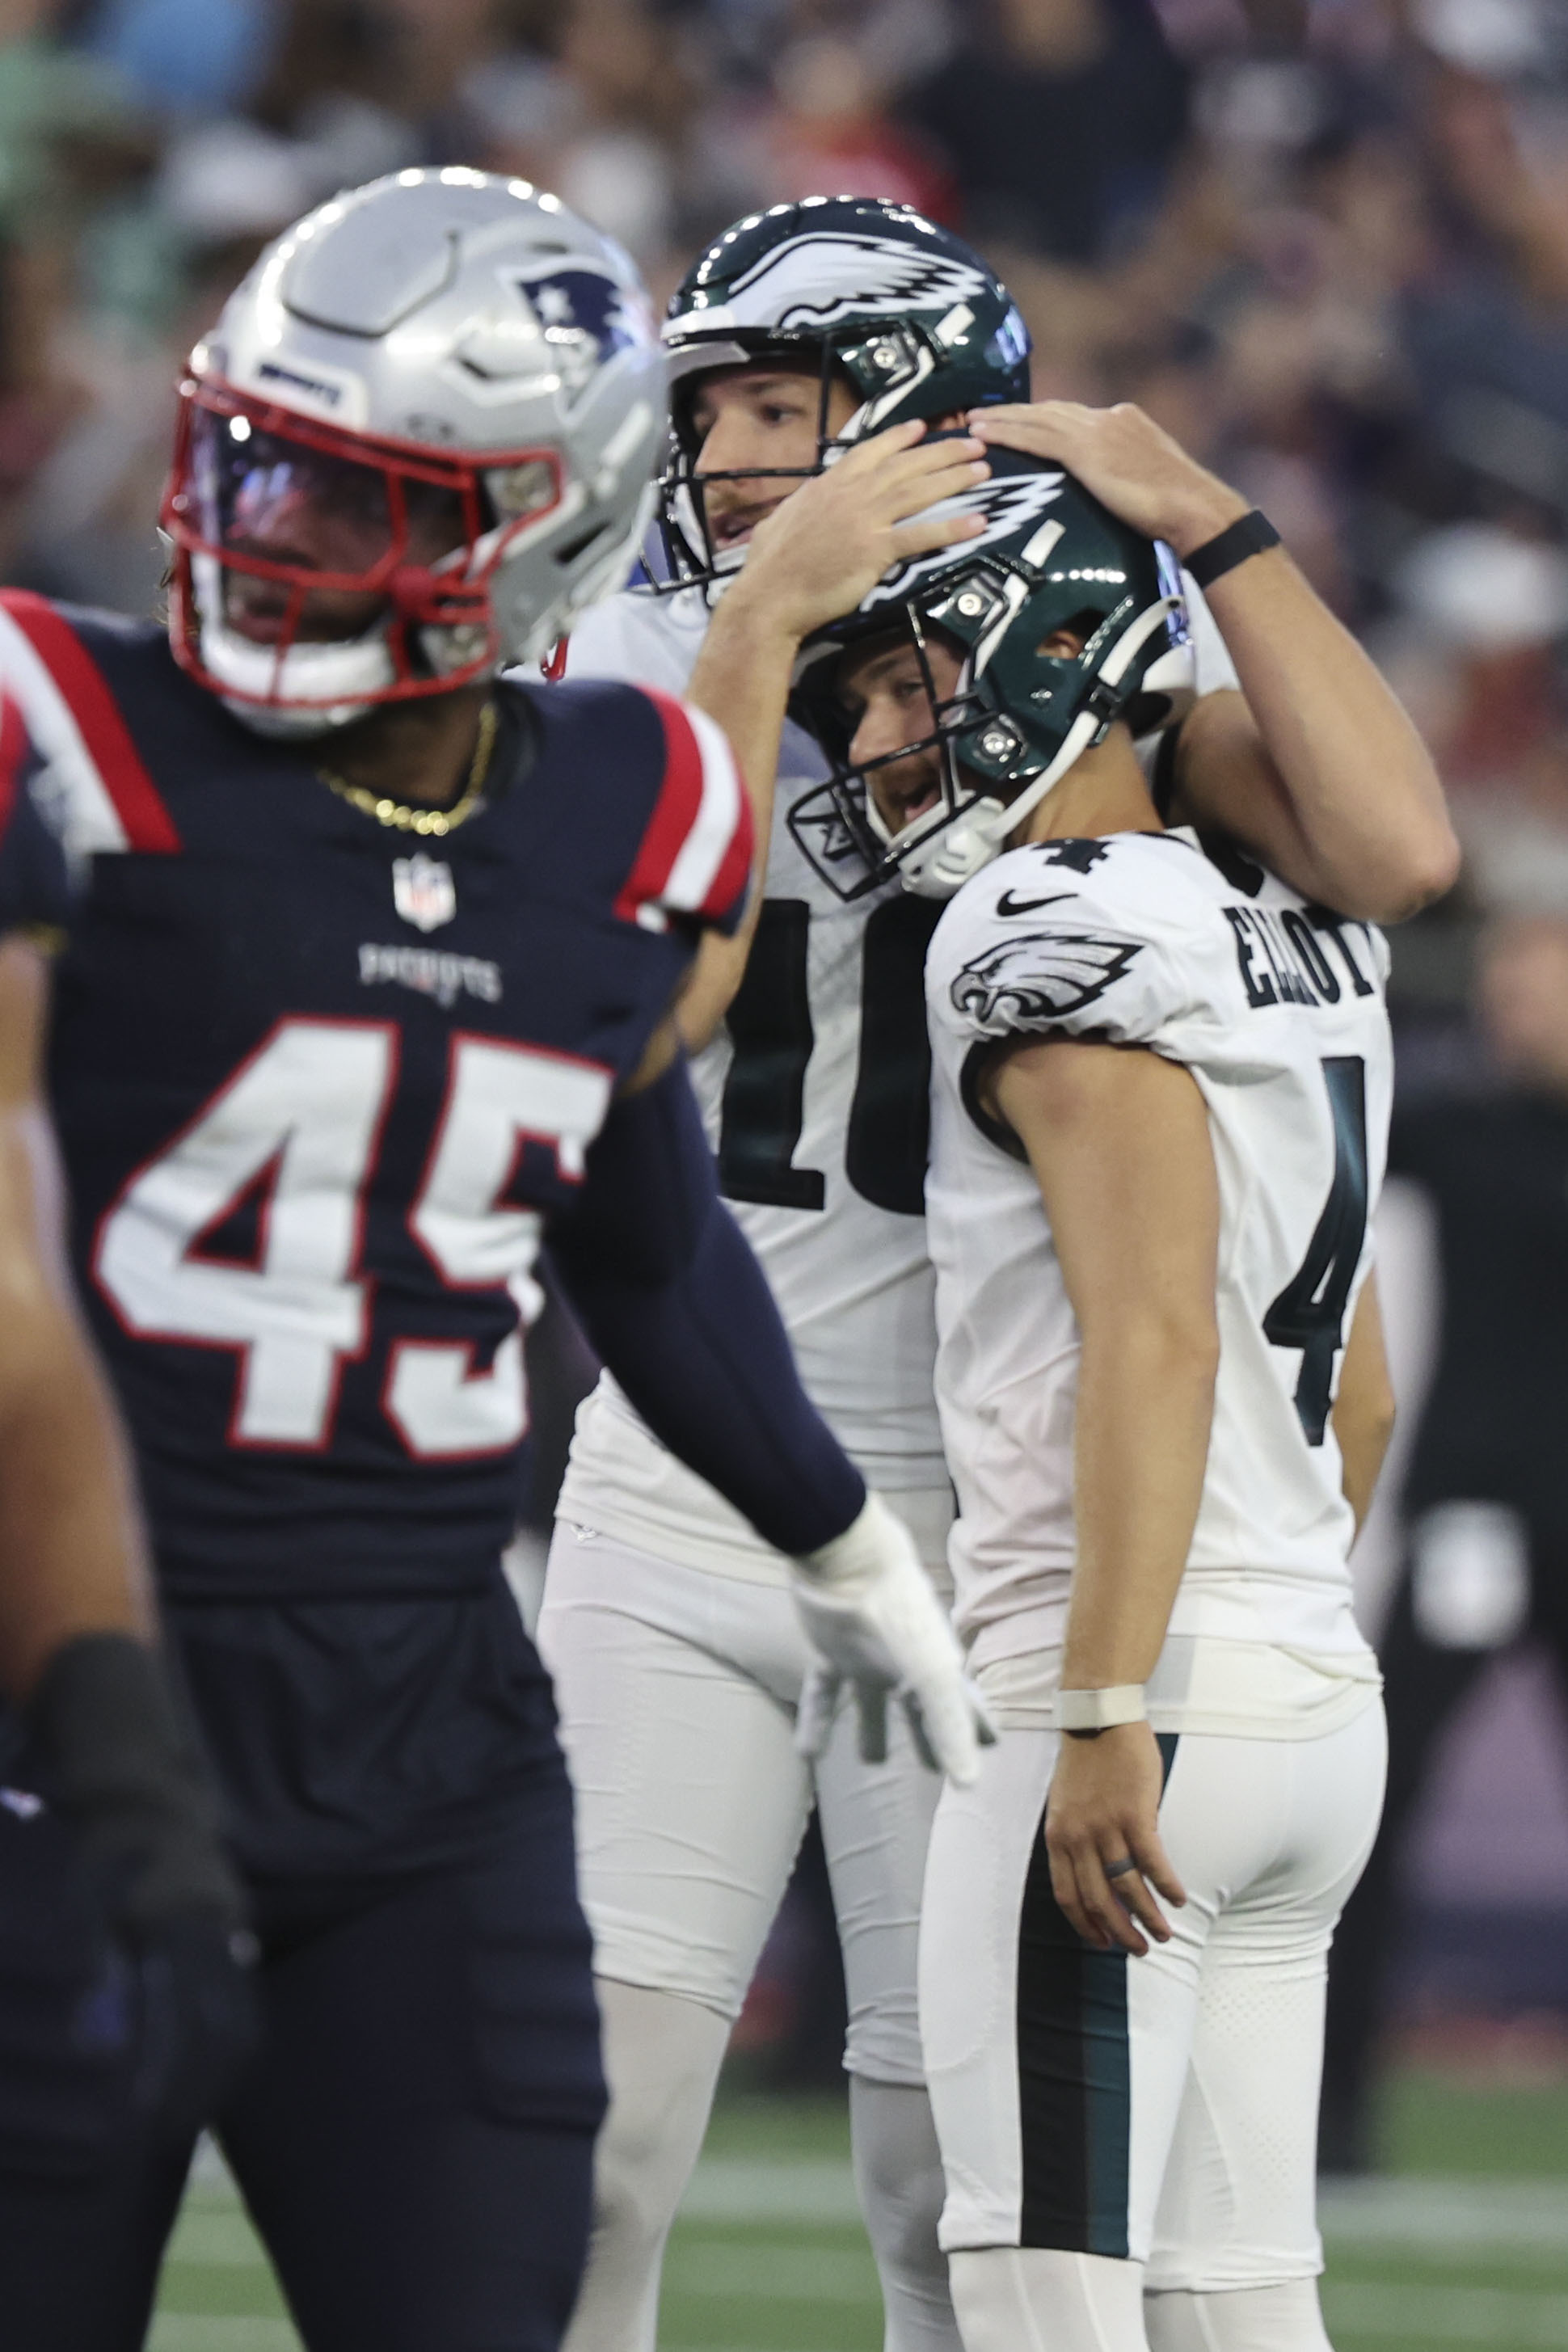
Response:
[[920, 1702, 1386, 2352], [538, 1505, 956, 2352]]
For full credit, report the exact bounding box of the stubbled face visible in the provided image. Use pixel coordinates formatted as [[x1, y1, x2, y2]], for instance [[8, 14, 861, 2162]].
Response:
[[838, 634, 963, 836], [689, 364, 859, 551], [838, 622, 1087, 836]]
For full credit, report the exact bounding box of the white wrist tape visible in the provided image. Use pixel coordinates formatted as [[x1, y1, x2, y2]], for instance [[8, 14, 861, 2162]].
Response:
[[1057, 1684, 1147, 1732]]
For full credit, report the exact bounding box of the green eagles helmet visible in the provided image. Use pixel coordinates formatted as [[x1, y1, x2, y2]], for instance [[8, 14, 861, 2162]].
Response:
[[657, 195, 1031, 590], [787, 446, 1195, 900]]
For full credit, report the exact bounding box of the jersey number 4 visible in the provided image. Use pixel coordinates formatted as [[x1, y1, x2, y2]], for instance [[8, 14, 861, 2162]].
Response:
[[1262, 1055, 1369, 1446], [94, 1018, 611, 1457]]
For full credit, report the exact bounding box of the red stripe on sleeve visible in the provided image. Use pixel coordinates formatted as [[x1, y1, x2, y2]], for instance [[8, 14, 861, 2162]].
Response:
[[613, 687, 706, 925], [697, 736, 752, 927], [0, 592, 182, 853], [0, 693, 27, 839]]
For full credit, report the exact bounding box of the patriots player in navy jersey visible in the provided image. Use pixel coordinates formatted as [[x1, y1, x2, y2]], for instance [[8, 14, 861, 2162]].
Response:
[[0, 172, 987, 2352]]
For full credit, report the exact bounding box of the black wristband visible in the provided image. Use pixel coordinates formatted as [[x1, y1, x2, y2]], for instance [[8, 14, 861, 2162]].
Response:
[[1184, 508, 1280, 590]]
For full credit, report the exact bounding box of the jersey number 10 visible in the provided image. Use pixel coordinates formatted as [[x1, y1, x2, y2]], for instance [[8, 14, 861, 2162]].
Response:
[[716, 897, 940, 1220]]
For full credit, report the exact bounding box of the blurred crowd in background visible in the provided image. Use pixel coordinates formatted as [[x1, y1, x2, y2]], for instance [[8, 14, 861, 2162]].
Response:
[[6, 0, 1568, 2141], [6, 0, 1568, 1003]]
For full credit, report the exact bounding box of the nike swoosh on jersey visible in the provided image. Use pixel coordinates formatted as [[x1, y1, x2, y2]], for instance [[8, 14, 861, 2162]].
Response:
[[994, 889, 1075, 918]]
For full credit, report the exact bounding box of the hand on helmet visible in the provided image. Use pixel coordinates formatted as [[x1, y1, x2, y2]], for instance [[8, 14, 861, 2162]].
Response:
[[790, 1492, 996, 1782], [731, 424, 993, 644], [967, 402, 1249, 561]]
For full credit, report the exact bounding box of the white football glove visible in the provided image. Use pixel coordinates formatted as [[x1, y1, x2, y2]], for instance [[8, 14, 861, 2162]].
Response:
[[790, 1493, 996, 1784]]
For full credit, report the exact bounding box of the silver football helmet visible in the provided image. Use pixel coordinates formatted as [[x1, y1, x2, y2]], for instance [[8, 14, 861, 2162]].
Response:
[[161, 167, 666, 736]]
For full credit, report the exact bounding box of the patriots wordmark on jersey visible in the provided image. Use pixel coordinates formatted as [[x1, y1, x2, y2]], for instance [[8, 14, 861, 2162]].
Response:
[[925, 825, 1393, 1691], [0, 588, 748, 1600]]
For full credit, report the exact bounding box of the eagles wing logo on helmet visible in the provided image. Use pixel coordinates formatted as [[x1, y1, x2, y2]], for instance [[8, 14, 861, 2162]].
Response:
[[951, 927, 1144, 1029], [719, 234, 993, 335], [863, 471, 1066, 610]]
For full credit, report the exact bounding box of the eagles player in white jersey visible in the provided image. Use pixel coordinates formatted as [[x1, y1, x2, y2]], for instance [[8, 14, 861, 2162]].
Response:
[[790, 449, 1406, 2352], [537, 200, 1457, 2352]]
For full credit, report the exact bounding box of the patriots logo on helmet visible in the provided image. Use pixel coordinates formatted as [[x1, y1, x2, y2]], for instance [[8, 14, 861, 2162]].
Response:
[[951, 927, 1143, 1029], [518, 268, 652, 401], [714, 234, 993, 336], [863, 472, 1066, 611]]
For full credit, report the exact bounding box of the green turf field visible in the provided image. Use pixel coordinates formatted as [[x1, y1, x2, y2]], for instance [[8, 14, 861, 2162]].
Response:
[[150, 2070, 1568, 2351]]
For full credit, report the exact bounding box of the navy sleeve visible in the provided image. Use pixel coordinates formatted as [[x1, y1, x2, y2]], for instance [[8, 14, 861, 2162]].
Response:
[[546, 1060, 866, 1557]]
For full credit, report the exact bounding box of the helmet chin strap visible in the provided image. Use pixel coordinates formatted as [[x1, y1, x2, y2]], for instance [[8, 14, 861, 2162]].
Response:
[[894, 595, 1185, 899], [895, 705, 1100, 898]]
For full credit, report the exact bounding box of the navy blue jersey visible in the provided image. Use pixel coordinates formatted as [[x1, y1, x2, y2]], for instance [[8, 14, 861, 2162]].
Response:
[[0, 590, 749, 1609]]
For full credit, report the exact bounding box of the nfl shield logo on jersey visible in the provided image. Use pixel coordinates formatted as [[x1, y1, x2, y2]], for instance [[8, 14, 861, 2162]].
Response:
[[393, 854, 457, 933]]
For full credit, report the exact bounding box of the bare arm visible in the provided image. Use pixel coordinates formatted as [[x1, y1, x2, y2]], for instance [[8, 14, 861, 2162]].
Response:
[[992, 1035, 1219, 1954], [1331, 1271, 1396, 1536], [0, 938, 154, 1698], [968, 401, 1460, 923], [674, 424, 993, 1051]]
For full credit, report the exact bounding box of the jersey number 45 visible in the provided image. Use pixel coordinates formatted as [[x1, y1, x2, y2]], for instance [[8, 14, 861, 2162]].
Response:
[[94, 1018, 611, 1458]]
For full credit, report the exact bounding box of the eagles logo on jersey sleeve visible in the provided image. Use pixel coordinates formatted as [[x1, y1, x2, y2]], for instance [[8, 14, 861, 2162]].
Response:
[[950, 921, 1144, 1031], [932, 841, 1185, 1059]]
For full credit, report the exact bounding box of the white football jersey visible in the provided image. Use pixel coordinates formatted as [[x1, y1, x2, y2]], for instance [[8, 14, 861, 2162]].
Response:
[[925, 827, 1393, 1680], [557, 577, 1241, 1583]]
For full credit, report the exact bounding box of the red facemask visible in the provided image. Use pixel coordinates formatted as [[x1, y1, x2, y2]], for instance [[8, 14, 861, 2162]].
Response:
[[161, 377, 564, 712]]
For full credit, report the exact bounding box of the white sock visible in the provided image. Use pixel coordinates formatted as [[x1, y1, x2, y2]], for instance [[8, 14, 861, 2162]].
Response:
[[563, 1978, 731, 2352], [949, 2245, 1148, 2352], [849, 2077, 963, 2352], [1144, 2282, 1334, 2352]]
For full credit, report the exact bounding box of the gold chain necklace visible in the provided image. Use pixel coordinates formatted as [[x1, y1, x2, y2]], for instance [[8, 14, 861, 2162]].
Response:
[[317, 700, 498, 839]]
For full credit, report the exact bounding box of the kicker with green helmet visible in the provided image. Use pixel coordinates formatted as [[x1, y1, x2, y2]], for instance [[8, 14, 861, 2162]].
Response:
[[787, 447, 1196, 900], [655, 196, 1031, 592]]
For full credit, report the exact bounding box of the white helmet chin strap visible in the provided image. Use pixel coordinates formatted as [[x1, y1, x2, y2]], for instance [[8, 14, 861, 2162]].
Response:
[[891, 596, 1184, 900], [192, 549, 401, 740], [200, 622, 391, 740]]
